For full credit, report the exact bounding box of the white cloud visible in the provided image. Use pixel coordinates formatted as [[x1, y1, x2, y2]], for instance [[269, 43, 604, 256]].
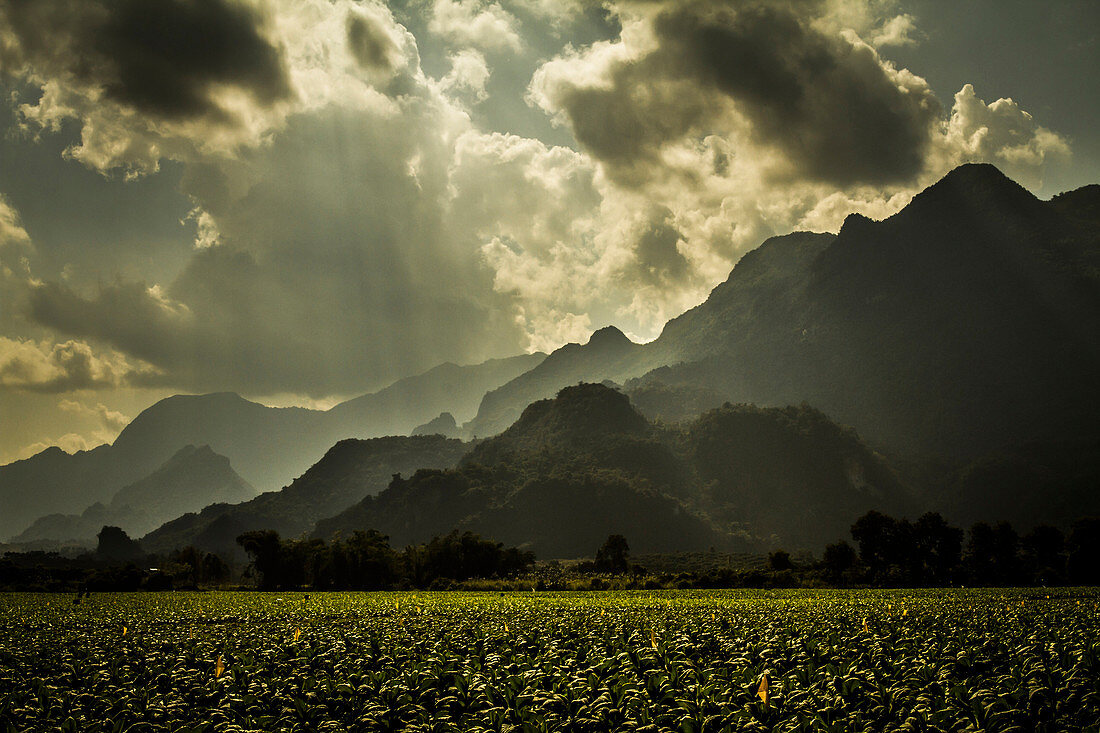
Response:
[[0, 198, 35, 337], [0, 336, 162, 392], [429, 0, 524, 53], [868, 13, 919, 47], [14, 433, 101, 462], [440, 49, 492, 102], [57, 399, 131, 432], [184, 208, 221, 249], [935, 84, 1071, 190]]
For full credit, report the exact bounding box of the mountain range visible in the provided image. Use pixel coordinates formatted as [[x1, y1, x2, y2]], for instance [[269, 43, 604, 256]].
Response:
[[3, 164, 1098, 554], [140, 435, 469, 558], [0, 353, 541, 540], [466, 164, 1100, 459], [13, 445, 254, 544], [314, 383, 910, 555]]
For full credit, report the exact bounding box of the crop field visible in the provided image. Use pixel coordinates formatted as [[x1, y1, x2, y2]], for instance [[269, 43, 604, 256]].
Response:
[[2, 590, 1099, 732]]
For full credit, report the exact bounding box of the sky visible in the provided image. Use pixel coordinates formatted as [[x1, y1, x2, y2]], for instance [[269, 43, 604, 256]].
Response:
[[0, 0, 1097, 464]]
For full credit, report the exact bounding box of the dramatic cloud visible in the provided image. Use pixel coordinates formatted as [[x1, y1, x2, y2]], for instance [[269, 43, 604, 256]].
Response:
[[429, 0, 524, 53], [0, 336, 162, 392], [1, 0, 290, 117], [1, 0, 294, 176], [347, 5, 405, 72], [935, 84, 1071, 189], [0, 0, 1082, 462], [531, 0, 940, 188]]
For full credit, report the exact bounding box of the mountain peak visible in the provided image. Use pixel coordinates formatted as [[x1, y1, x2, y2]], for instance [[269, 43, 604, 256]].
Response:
[[902, 163, 1041, 219], [587, 325, 632, 348], [161, 444, 225, 468], [464, 382, 649, 467], [837, 212, 877, 237]]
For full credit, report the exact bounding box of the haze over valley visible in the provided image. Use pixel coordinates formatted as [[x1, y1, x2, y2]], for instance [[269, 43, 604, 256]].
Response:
[[1, 0, 1098, 562]]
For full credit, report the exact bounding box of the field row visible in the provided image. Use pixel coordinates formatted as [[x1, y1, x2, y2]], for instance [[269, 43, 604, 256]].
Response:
[[2, 590, 1099, 732]]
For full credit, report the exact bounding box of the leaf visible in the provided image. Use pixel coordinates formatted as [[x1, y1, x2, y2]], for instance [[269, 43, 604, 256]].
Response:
[[293, 628, 301, 643], [215, 654, 225, 680], [757, 674, 769, 705], [650, 629, 658, 650]]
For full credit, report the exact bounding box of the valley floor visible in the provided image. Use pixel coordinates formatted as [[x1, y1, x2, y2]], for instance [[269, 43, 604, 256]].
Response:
[[2, 589, 1099, 731]]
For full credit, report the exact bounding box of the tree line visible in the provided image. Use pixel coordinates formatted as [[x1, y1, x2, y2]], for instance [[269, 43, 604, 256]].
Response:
[[235, 529, 535, 591], [818, 511, 1100, 587], [3, 513, 1100, 592]]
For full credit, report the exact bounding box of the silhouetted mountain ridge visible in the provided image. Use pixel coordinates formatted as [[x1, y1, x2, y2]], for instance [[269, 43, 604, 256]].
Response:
[[140, 435, 469, 557], [465, 328, 642, 437], [472, 164, 1100, 457], [315, 383, 907, 555]]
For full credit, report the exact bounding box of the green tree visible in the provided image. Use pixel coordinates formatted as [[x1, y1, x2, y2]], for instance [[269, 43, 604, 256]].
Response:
[[96, 526, 143, 563], [823, 541, 857, 583], [851, 511, 910, 584], [1067, 518, 1100, 585], [1022, 525, 1065, 585], [237, 530, 285, 590], [200, 552, 230, 585], [768, 550, 793, 571], [966, 521, 1021, 586], [595, 534, 630, 574], [912, 512, 963, 585]]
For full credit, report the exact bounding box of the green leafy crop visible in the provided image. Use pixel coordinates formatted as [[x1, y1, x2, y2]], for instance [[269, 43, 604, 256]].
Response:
[[2, 589, 1099, 731]]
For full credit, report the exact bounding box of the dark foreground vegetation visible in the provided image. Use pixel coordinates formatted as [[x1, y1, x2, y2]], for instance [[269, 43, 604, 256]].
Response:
[[2, 590, 1100, 731], [4, 510, 1100, 593]]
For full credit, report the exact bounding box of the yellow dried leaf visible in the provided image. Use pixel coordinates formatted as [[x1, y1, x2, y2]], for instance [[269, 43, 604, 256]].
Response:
[[757, 674, 769, 704], [215, 654, 225, 679], [293, 628, 301, 643]]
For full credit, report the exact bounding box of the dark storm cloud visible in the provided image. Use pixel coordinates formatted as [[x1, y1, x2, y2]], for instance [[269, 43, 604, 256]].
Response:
[[653, 3, 937, 184], [631, 209, 690, 286], [27, 278, 194, 372], [538, 0, 940, 187], [0, 0, 291, 120], [347, 9, 401, 72]]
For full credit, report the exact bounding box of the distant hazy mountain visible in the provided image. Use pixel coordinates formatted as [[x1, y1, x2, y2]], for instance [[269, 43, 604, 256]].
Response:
[[464, 326, 643, 438], [316, 383, 906, 554], [411, 412, 461, 438], [111, 353, 544, 492], [13, 445, 254, 544], [465, 165, 1100, 458], [140, 435, 469, 557], [0, 444, 153, 543], [0, 353, 542, 540]]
